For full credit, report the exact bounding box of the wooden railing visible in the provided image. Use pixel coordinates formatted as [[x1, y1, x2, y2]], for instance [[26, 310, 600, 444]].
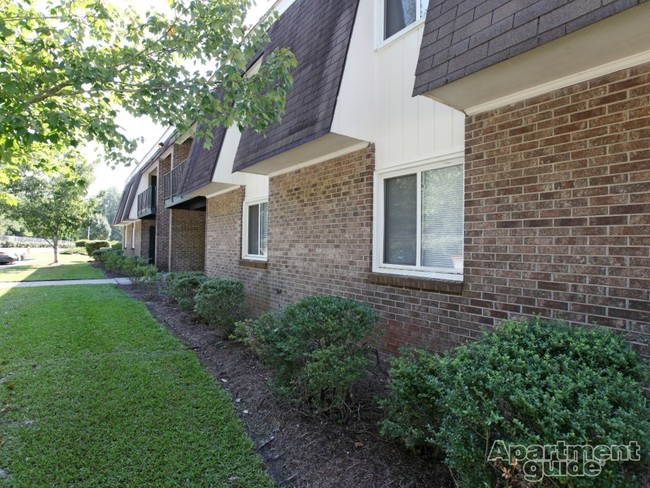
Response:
[[136, 185, 156, 218], [163, 159, 187, 200]]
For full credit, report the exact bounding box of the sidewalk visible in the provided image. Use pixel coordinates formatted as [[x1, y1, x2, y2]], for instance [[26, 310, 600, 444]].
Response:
[[0, 277, 132, 289]]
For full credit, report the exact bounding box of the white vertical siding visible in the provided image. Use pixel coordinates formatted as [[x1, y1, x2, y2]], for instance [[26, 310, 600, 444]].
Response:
[[332, 0, 465, 172], [212, 126, 269, 198]]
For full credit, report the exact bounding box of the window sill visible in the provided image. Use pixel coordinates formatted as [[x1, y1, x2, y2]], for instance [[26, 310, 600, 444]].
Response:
[[375, 17, 426, 51], [239, 259, 268, 270], [367, 272, 463, 294]]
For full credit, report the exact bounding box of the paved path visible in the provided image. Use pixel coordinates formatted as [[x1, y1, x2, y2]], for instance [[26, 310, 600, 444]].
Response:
[[0, 278, 132, 289]]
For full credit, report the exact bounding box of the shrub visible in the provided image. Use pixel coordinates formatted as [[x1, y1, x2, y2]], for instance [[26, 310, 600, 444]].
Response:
[[194, 278, 245, 335], [85, 240, 111, 257], [111, 241, 122, 250], [60, 246, 88, 255], [75, 239, 89, 248], [238, 295, 378, 416], [166, 273, 209, 311], [158, 271, 205, 296], [380, 319, 650, 487], [92, 247, 117, 262]]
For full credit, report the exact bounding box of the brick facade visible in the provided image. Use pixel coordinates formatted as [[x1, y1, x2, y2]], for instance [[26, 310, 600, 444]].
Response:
[[170, 209, 205, 272], [464, 62, 650, 357], [205, 188, 271, 315], [268, 146, 475, 355], [174, 139, 193, 166], [156, 155, 171, 271]]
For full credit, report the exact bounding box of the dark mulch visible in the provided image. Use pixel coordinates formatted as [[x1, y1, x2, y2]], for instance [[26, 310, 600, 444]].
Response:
[[118, 281, 453, 488]]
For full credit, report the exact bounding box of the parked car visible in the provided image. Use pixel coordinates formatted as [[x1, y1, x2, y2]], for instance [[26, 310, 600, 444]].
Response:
[[0, 249, 26, 265]]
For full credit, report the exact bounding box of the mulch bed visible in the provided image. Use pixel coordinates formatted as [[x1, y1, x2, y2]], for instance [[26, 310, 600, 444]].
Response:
[[116, 280, 453, 487]]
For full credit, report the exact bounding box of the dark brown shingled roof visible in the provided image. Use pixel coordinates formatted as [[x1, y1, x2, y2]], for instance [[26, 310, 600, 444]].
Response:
[[113, 178, 135, 225], [114, 168, 143, 224], [177, 123, 228, 196], [413, 0, 644, 97], [233, 0, 360, 173]]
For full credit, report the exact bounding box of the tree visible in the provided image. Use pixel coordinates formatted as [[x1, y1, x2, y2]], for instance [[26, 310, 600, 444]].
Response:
[[83, 213, 111, 241], [0, 0, 296, 187], [95, 187, 122, 240], [3, 154, 94, 263]]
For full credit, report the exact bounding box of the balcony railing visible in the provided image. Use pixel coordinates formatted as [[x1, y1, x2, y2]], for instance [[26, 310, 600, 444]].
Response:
[[136, 185, 156, 218], [163, 159, 187, 201]]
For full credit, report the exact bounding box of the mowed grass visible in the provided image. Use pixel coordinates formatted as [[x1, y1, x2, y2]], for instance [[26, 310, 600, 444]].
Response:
[[0, 285, 273, 487], [0, 252, 105, 282]]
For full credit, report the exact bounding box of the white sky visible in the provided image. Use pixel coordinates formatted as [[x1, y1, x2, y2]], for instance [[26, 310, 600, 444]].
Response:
[[89, 0, 276, 195]]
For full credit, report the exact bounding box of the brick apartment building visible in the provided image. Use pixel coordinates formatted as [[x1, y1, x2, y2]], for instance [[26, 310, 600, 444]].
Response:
[[115, 0, 650, 358]]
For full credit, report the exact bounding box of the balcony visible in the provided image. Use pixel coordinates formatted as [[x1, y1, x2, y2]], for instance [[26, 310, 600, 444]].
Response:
[[136, 185, 156, 219], [163, 159, 187, 204]]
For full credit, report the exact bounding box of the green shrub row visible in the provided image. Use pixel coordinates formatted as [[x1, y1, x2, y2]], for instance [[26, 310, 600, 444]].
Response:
[[140, 266, 650, 485], [60, 247, 88, 255], [84, 240, 111, 257], [93, 248, 157, 283], [380, 318, 650, 487], [160, 273, 379, 418], [0, 240, 74, 249], [77, 239, 120, 250]]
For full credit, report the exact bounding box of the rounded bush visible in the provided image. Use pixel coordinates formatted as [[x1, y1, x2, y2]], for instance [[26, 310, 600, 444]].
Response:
[[167, 274, 209, 311], [239, 295, 379, 416], [194, 278, 245, 335], [381, 319, 650, 487], [85, 240, 111, 257]]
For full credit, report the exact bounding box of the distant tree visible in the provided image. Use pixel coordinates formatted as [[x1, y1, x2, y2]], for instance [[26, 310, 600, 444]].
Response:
[[3, 154, 94, 263], [82, 213, 111, 241], [95, 187, 122, 240], [0, 0, 296, 197]]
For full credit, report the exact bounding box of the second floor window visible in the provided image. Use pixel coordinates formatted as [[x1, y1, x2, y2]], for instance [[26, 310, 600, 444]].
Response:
[[384, 0, 429, 40]]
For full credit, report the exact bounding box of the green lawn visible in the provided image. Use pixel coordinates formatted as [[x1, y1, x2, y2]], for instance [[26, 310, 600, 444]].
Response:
[[0, 252, 105, 282], [0, 285, 273, 487]]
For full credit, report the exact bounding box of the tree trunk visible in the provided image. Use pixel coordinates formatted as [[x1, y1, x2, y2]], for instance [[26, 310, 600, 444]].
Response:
[[52, 235, 59, 264]]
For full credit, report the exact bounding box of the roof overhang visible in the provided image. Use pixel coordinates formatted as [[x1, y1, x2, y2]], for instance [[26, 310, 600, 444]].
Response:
[[176, 182, 238, 201], [236, 133, 368, 176], [420, 2, 650, 115]]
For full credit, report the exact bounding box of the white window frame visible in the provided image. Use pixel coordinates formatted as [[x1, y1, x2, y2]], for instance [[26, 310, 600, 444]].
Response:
[[376, 0, 429, 49], [131, 222, 136, 249], [373, 153, 464, 282], [242, 197, 268, 261]]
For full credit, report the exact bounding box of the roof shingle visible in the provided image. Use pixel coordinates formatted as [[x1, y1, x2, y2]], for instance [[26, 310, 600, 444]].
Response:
[[413, 0, 644, 97], [233, 0, 360, 172]]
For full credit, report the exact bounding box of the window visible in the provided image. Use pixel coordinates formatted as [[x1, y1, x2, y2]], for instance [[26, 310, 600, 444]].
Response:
[[243, 200, 268, 260], [384, 0, 429, 40], [376, 158, 464, 280], [131, 223, 136, 249]]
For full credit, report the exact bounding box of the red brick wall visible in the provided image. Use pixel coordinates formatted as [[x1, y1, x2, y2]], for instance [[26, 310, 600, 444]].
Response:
[[169, 209, 205, 272], [205, 188, 270, 315], [156, 155, 171, 271], [464, 62, 650, 357], [268, 147, 374, 307], [268, 146, 472, 355], [173, 139, 193, 168]]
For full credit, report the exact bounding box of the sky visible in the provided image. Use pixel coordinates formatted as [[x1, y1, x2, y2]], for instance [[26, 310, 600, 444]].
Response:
[[89, 0, 276, 195]]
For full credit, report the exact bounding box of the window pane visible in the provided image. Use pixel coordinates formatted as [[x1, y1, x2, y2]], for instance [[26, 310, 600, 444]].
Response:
[[385, 0, 416, 39], [421, 165, 463, 271], [260, 202, 268, 257], [248, 204, 260, 255], [384, 174, 417, 265]]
